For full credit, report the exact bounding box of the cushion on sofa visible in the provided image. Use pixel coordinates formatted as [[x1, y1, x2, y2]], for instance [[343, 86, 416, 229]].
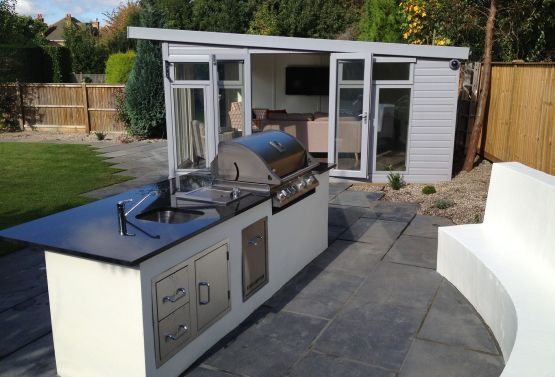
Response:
[[267, 109, 287, 118], [313, 112, 329, 121], [252, 108, 269, 120]]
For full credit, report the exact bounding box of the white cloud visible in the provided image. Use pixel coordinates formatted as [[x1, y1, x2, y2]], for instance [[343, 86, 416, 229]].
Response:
[[14, 0, 124, 23], [15, 0, 35, 15]]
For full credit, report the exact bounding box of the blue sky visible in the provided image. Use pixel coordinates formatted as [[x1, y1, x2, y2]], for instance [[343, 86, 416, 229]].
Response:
[[15, 0, 123, 25]]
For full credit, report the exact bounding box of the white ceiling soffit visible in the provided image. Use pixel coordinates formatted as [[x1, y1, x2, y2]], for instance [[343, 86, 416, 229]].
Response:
[[128, 27, 470, 60]]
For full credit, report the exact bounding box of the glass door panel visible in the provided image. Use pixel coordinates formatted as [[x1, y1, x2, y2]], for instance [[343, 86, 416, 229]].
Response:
[[374, 87, 411, 172], [173, 87, 208, 169], [328, 54, 372, 178], [216, 61, 244, 143]]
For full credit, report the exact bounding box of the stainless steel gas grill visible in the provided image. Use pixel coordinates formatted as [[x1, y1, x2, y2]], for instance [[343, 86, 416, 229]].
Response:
[[177, 131, 320, 208]]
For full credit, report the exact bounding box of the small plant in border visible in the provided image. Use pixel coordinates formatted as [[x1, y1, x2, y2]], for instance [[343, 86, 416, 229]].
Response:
[[386, 165, 405, 190], [422, 185, 436, 195], [94, 131, 106, 140], [435, 199, 454, 209]]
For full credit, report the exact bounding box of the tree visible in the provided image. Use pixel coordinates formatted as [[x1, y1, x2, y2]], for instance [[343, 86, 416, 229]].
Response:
[[101, 1, 142, 54], [359, 0, 402, 42], [64, 23, 108, 73], [191, 0, 255, 33], [463, 0, 497, 171], [248, 0, 362, 39], [0, 0, 48, 46], [105, 51, 136, 83], [123, 0, 165, 137]]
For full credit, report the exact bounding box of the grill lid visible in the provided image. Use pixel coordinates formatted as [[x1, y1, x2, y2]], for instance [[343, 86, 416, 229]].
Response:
[[212, 130, 317, 185]]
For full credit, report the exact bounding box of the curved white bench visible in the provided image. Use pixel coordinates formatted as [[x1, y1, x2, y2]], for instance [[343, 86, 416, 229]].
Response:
[[437, 162, 555, 377]]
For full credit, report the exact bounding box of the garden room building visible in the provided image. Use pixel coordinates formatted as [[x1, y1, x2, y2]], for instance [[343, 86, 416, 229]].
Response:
[[128, 27, 469, 183]]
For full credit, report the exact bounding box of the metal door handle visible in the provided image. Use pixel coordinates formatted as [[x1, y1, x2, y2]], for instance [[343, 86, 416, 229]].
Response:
[[165, 324, 188, 341], [198, 281, 210, 305], [162, 288, 187, 303], [248, 234, 263, 246], [358, 112, 368, 121]]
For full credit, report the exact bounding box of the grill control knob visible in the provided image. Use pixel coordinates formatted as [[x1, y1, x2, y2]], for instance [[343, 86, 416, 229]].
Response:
[[295, 180, 306, 191], [279, 189, 288, 200], [304, 176, 315, 186]]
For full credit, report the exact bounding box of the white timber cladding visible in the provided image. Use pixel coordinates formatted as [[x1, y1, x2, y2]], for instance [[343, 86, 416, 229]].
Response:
[[407, 59, 459, 182]]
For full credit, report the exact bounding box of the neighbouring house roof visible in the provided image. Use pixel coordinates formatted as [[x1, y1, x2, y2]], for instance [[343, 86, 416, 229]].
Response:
[[46, 16, 82, 42], [127, 27, 470, 60]]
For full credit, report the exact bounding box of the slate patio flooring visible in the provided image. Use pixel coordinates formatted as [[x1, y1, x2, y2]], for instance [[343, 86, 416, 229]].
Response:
[[0, 173, 505, 376]]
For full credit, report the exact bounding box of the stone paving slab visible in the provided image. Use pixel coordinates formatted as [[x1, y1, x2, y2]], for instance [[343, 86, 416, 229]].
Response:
[[353, 262, 442, 311], [0, 293, 51, 358], [418, 280, 499, 354], [288, 351, 395, 377], [339, 218, 407, 250], [399, 339, 504, 377], [312, 240, 384, 277], [0, 334, 55, 377], [384, 235, 438, 269], [329, 190, 384, 207], [327, 224, 347, 244], [328, 182, 352, 196], [314, 300, 425, 371], [265, 266, 364, 319], [403, 215, 454, 239], [361, 202, 420, 222], [328, 205, 376, 228], [200, 308, 328, 377]]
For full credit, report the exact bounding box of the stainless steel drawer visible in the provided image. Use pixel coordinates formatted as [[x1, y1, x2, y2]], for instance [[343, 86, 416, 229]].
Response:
[[155, 265, 190, 320], [242, 217, 268, 301], [158, 303, 192, 360]]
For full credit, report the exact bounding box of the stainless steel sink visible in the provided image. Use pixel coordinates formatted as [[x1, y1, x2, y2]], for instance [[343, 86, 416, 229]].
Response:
[[136, 208, 204, 224]]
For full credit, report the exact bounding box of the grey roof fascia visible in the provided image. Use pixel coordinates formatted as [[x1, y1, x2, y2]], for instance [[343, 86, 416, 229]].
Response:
[[128, 27, 469, 60]]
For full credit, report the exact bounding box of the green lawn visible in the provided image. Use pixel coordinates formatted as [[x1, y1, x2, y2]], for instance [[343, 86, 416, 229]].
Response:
[[0, 143, 131, 255]]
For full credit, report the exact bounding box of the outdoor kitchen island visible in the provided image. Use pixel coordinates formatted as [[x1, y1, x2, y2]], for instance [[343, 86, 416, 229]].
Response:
[[0, 143, 333, 377]]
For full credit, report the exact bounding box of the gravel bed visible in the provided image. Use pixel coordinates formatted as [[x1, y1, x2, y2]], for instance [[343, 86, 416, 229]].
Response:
[[0, 130, 158, 145], [351, 160, 492, 224]]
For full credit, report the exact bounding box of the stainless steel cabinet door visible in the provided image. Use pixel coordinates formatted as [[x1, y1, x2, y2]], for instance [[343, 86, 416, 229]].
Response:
[[195, 244, 230, 332], [242, 217, 268, 300]]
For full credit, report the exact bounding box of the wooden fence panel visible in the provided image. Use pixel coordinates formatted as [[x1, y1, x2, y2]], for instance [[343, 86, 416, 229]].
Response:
[[480, 63, 555, 175], [0, 83, 125, 133]]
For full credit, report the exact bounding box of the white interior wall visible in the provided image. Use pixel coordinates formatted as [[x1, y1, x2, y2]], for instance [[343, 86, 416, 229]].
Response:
[[251, 53, 330, 113]]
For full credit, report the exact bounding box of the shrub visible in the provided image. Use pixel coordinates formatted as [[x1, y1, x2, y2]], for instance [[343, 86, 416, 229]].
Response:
[[43, 45, 71, 82], [422, 185, 436, 195], [0, 46, 45, 82], [105, 51, 136, 84], [0, 91, 20, 131], [124, 40, 165, 137], [435, 199, 454, 209], [386, 165, 405, 190], [94, 131, 106, 140]]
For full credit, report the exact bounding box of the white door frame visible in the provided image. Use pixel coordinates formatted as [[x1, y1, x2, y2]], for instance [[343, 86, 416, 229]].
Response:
[[328, 53, 373, 179]]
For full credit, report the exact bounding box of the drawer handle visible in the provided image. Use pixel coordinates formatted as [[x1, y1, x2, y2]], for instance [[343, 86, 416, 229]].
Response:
[[198, 281, 210, 305], [248, 234, 263, 246], [165, 324, 188, 342], [162, 288, 187, 303]]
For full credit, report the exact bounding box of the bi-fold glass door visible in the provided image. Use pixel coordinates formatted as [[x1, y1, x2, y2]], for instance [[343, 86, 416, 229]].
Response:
[[168, 53, 251, 174], [328, 53, 373, 179]]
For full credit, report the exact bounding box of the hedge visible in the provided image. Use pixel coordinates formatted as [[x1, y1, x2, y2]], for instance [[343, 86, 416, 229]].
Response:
[[0, 45, 71, 83], [105, 51, 136, 84]]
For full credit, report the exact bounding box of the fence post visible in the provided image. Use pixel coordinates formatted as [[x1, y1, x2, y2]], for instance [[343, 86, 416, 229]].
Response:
[[16, 81, 25, 130], [81, 83, 90, 133]]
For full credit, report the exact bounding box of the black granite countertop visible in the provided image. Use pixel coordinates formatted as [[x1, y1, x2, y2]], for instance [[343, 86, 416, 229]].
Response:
[[0, 163, 334, 267]]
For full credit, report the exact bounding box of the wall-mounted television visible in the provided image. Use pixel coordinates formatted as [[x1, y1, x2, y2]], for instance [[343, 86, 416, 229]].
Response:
[[285, 66, 329, 95]]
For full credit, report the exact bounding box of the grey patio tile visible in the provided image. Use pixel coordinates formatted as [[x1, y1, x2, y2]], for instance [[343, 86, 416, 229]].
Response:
[[266, 266, 364, 319], [403, 215, 453, 239], [313, 240, 384, 276], [418, 280, 499, 354], [314, 300, 424, 370], [0, 247, 44, 277], [328, 205, 377, 228], [0, 333, 56, 377], [399, 339, 504, 377], [362, 202, 420, 222], [384, 235, 438, 269], [328, 225, 347, 244], [353, 262, 441, 311], [339, 218, 407, 251], [0, 293, 51, 358], [328, 181, 352, 196], [202, 308, 327, 377], [0, 260, 47, 312], [184, 366, 239, 377], [329, 190, 384, 207], [288, 351, 394, 377]]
